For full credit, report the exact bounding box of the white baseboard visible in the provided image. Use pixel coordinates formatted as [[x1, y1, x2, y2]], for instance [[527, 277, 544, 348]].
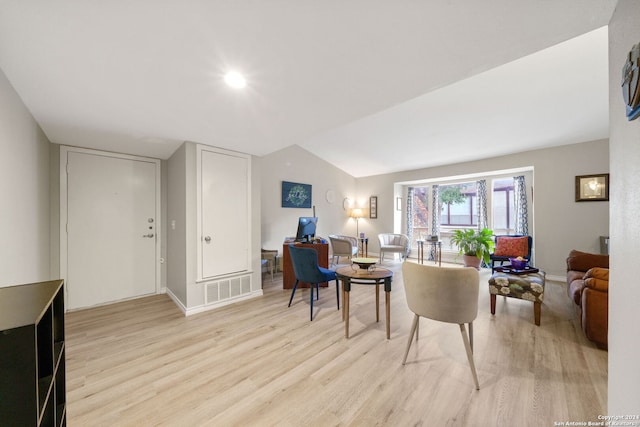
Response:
[[165, 288, 264, 316]]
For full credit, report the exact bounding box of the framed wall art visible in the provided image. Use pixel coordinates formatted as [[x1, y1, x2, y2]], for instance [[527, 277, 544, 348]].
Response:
[[282, 181, 312, 208], [369, 196, 377, 219], [575, 174, 609, 202]]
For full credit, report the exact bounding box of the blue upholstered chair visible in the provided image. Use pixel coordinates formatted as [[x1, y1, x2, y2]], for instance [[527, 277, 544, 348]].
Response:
[[489, 235, 533, 272], [287, 244, 339, 321]]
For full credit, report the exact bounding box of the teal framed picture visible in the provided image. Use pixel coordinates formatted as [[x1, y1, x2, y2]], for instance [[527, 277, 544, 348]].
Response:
[[282, 181, 312, 208]]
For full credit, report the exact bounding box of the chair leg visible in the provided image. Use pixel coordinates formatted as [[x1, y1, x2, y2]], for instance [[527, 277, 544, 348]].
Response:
[[288, 279, 300, 307], [310, 283, 315, 321], [335, 279, 340, 310], [459, 323, 480, 390], [402, 314, 420, 365]]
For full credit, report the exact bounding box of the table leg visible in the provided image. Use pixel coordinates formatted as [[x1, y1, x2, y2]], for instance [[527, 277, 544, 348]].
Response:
[[375, 284, 380, 322], [344, 290, 350, 338], [438, 243, 442, 267], [534, 301, 541, 326], [490, 294, 496, 315], [385, 291, 390, 339]]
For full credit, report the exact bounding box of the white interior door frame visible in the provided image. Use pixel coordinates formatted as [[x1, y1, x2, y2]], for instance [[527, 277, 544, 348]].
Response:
[[59, 146, 162, 308]]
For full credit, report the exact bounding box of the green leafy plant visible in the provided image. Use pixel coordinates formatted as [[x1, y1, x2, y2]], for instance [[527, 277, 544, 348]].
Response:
[[440, 185, 466, 206], [449, 228, 495, 264]]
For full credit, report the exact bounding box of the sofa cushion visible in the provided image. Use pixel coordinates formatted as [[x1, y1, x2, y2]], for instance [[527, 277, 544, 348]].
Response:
[[584, 267, 609, 292], [494, 236, 529, 257], [566, 249, 609, 272], [382, 245, 405, 251]]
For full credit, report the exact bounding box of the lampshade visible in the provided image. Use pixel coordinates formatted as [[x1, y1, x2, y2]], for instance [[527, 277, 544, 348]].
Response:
[[351, 208, 364, 219]]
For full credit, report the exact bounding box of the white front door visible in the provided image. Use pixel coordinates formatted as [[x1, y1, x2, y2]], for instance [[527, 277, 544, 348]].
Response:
[[63, 148, 159, 309]]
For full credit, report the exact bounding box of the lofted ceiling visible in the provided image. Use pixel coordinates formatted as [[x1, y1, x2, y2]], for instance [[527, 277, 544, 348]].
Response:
[[0, 1, 616, 177]]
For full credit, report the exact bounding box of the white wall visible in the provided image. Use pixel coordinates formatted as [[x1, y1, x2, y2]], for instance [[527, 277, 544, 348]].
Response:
[[608, 0, 640, 413], [358, 140, 609, 277], [259, 145, 357, 252], [0, 67, 52, 287], [167, 142, 188, 303]]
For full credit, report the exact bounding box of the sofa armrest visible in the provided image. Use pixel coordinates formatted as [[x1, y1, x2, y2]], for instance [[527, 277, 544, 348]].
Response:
[[584, 267, 609, 293]]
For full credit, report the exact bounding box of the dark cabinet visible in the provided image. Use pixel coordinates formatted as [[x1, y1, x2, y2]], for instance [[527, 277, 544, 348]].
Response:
[[0, 280, 66, 427]]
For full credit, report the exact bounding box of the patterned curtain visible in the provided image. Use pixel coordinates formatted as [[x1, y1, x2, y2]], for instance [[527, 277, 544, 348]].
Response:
[[476, 179, 488, 230], [406, 187, 414, 250], [430, 185, 440, 261], [476, 180, 489, 267], [431, 184, 440, 237], [514, 175, 529, 235]]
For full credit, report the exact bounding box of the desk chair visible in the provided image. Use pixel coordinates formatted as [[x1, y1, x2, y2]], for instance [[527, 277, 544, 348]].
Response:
[[287, 244, 339, 321]]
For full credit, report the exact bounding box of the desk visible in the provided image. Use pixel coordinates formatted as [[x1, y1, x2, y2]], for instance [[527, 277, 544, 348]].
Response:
[[359, 237, 368, 257], [416, 240, 442, 266], [282, 242, 329, 289], [335, 266, 393, 339]]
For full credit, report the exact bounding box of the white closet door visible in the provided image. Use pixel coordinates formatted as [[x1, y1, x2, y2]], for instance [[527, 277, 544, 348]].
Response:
[[66, 150, 158, 309], [200, 149, 249, 279]]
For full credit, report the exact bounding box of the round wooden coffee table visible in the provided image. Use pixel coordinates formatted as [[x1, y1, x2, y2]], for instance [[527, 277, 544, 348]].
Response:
[[335, 266, 393, 339]]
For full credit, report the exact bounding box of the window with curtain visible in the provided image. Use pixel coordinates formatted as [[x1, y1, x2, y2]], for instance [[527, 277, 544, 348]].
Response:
[[440, 182, 478, 226], [492, 178, 516, 234], [409, 186, 429, 246]]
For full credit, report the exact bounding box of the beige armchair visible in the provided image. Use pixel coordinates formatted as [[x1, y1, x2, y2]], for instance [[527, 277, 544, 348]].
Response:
[[401, 262, 480, 390], [328, 235, 358, 266], [378, 233, 409, 263]]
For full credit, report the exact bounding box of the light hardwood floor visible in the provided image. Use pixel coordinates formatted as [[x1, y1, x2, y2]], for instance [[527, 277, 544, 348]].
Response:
[[65, 260, 607, 426]]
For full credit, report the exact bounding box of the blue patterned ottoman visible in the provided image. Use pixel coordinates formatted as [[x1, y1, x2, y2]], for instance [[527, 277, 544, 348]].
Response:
[[489, 270, 546, 326]]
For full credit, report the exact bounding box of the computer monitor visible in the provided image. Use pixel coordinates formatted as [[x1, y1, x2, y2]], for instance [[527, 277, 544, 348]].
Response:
[[295, 217, 318, 242]]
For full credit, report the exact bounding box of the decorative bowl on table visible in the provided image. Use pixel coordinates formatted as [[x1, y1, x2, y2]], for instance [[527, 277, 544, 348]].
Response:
[[351, 257, 377, 271], [509, 257, 528, 270]]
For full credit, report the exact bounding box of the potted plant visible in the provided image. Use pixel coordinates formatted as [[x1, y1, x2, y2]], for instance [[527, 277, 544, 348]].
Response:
[[450, 228, 495, 269]]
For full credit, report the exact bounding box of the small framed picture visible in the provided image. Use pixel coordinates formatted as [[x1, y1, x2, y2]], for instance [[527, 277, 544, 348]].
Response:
[[575, 174, 609, 202], [369, 196, 377, 219]]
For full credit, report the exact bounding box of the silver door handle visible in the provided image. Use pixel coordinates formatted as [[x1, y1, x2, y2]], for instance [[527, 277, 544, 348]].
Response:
[[204, 236, 212, 243], [143, 233, 154, 238]]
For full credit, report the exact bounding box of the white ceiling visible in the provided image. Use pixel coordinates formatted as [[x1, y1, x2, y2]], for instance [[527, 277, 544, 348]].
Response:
[[0, 1, 616, 177]]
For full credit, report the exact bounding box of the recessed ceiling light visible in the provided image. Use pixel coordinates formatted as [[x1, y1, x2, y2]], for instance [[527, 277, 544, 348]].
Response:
[[224, 71, 247, 89]]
